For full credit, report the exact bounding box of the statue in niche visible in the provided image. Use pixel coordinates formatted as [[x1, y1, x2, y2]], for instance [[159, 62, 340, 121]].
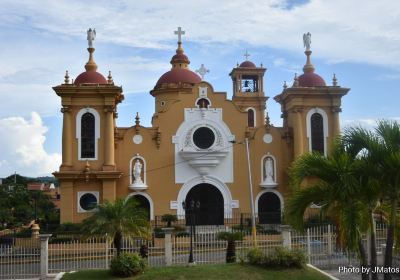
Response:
[[133, 159, 143, 184], [264, 157, 275, 184]]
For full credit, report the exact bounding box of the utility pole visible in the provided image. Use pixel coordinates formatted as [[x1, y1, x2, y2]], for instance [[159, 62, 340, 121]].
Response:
[[245, 138, 257, 247]]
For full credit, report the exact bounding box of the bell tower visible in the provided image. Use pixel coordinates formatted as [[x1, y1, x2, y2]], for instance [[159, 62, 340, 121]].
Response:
[[274, 33, 349, 158], [229, 51, 267, 127]]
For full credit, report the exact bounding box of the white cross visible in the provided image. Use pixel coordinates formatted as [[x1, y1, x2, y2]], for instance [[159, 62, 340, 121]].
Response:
[[174, 27, 185, 43], [244, 50, 250, 60], [195, 64, 210, 80]]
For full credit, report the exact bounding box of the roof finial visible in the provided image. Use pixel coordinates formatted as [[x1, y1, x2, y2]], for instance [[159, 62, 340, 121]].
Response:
[[64, 70, 70, 84], [332, 73, 338, 86], [244, 50, 250, 61], [195, 64, 210, 80], [135, 112, 140, 126], [265, 112, 271, 127], [283, 80, 287, 89], [107, 71, 114, 84], [293, 73, 299, 87], [302, 32, 315, 74], [171, 27, 190, 69]]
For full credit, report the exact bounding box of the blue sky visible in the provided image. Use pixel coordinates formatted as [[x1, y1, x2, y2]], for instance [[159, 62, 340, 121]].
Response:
[[0, 0, 399, 177]]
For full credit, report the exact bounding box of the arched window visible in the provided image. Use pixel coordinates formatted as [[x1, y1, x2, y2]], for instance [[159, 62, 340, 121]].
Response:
[[306, 108, 328, 156], [81, 113, 95, 158], [196, 98, 210, 109], [247, 108, 255, 127], [311, 113, 324, 153], [76, 108, 100, 160]]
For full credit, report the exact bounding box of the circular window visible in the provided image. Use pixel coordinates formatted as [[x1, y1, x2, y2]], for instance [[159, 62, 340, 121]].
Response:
[[79, 193, 98, 211], [193, 127, 215, 149]]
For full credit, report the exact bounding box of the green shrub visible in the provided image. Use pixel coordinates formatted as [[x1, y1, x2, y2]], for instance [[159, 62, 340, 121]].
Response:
[[247, 246, 306, 269], [161, 214, 177, 227], [247, 248, 264, 265], [110, 252, 146, 277], [263, 247, 306, 269]]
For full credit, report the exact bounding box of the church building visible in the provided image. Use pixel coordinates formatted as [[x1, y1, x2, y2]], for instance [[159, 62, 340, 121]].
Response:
[[53, 28, 349, 224]]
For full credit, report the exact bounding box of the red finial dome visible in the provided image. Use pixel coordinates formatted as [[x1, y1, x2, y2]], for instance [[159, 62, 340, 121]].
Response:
[[74, 47, 107, 85], [75, 71, 107, 85], [155, 38, 200, 87], [239, 60, 256, 68], [297, 50, 326, 87]]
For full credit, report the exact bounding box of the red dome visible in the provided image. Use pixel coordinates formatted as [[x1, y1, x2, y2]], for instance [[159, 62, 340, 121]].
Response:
[[171, 53, 189, 64], [298, 72, 326, 87], [239, 61, 256, 68], [74, 71, 107, 85], [156, 68, 201, 86]]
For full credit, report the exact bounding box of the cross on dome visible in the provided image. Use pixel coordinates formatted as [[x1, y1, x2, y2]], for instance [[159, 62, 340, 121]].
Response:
[[244, 50, 250, 60], [174, 27, 185, 43], [195, 64, 210, 80]]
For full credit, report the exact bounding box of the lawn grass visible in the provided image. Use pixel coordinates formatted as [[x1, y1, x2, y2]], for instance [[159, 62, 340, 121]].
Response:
[[61, 263, 331, 280]]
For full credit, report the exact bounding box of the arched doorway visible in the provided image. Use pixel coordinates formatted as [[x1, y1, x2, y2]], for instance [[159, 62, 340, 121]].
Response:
[[129, 194, 151, 221], [258, 192, 281, 224], [185, 183, 224, 225]]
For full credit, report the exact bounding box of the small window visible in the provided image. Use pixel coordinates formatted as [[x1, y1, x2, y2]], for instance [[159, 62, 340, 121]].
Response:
[[247, 109, 255, 127], [81, 113, 95, 158], [311, 113, 324, 153], [196, 98, 210, 109], [77, 191, 99, 212]]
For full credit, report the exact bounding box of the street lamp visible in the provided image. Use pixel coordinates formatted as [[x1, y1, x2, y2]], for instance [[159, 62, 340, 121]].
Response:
[[182, 200, 200, 264]]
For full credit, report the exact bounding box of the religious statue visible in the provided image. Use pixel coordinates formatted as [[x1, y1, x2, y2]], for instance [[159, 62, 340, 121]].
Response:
[[133, 159, 143, 183], [264, 157, 274, 184], [87, 28, 96, 48], [303, 32, 311, 51]]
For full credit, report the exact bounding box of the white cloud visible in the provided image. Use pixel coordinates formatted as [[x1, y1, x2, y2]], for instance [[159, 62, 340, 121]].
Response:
[[0, 112, 61, 177], [2, 0, 399, 67]]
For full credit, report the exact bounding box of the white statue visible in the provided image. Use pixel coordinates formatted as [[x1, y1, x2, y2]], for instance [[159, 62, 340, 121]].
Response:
[[87, 28, 96, 48], [303, 32, 311, 51], [133, 159, 143, 183], [264, 157, 274, 184]]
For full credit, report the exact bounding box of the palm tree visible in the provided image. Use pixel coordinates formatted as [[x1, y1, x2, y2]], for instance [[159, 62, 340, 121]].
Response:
[[286, 142, 377, 280], [81, 198, 150, 257], [343, 120, 400, 280], [217, 231, 244, 263]]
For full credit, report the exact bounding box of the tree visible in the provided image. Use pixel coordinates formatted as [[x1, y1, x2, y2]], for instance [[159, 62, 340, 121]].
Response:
[[217, 231, 244, 263], [81, 198, 150, 256], [343, 120, 400, 280], [286, 142, 378, 280]]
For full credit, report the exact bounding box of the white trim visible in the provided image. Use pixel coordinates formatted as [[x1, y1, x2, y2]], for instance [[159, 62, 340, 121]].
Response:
[[129, 155, 147, 185], [77, 191, 99, 213], [195, 97, 212, 108], [246, 107, 256, 127], [306, 107, 328, 156], [260, 153, 278, 184], [176, 176, 233, 218], [255, 189, 284, 218], [126, 192, 154, 220], [76, 108, 100, 160]]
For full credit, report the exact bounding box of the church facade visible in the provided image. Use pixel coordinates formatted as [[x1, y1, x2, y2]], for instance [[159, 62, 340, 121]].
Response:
[[53, 29, 349, 224]]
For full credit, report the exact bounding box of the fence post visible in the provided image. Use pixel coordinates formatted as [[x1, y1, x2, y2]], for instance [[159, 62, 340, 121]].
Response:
[[163, 228, 174, 266], [281, 225, 291, 250], [39, 234, 52, 280], [307, 228, 311, 263], [327, 224, 332, 256], [105, 234, 109, 269]]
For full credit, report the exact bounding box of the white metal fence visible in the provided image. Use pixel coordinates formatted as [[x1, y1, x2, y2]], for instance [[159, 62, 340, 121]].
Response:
[[0, 223, 393, 279]]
